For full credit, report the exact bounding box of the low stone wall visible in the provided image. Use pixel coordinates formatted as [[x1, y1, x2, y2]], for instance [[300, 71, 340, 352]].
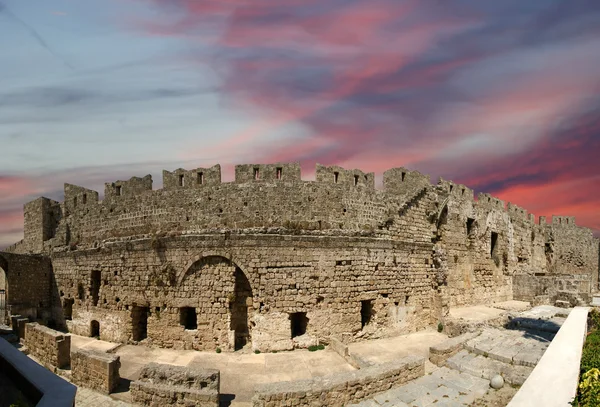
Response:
[[71, 348, 121, 394], [429, 332, 480, 366], [23, 322, 71, 370], [251, 355, 425, 407], [131, 363, 220, 407]]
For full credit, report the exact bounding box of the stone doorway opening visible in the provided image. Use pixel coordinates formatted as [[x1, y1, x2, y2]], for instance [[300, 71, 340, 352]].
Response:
[[63, 298, 74, 320], [90, 320, 100, 338], [132, 306, 149, 341], [290, 312, 308, 338], [0, 265, 7, 324], [361, 300, 374, 328], [230, 267, 253, 350]]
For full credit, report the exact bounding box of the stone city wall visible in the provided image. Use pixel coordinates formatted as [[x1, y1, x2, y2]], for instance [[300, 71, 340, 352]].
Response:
[[130, 362, 219, 407], [24, 322, 71, 370], [251, 355, 425, 407], [71, 348, 121, 394], [3, 162, 598, 351]]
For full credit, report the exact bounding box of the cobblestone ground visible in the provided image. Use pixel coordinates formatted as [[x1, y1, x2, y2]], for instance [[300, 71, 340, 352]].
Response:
[[348, 367, 490, 407]]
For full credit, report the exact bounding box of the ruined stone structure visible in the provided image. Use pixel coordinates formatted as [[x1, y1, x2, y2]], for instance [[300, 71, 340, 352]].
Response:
[[0, 163, 598, 353]]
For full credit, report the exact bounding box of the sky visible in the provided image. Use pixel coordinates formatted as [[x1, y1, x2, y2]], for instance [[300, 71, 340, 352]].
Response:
[[1, 0, 599, 248]]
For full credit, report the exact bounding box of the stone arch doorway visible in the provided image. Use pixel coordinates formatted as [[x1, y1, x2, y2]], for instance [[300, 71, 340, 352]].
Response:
[[179, 255, 254, 351], [231, 267, 253, 350]]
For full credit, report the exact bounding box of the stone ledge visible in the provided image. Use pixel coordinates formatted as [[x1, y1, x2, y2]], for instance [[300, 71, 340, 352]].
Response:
[[507, 306, 589, 407], [429, 331, 480, 366], [131, 362, 220, 407], [251, 355, 425, 407]]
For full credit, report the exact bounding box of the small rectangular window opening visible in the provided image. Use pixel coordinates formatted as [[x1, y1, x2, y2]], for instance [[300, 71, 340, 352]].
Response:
[[254, 168, 260, 180], [180, 307, 197, 330], [73, 196, 77, 207], [466, 218, 475, 235], [450, 185, 454, 193], [354, 175, 359, 186], [178, 174, 185, 187], [82, 193, 87, 204], [197, 172, 204, 185], [290, 312, 308, 338], [490, 232, 498, 257], [276, 167, 282, 180], [116, 185, 122, 196], [334, 172, 339, 183], [401, 172, 406, 182]]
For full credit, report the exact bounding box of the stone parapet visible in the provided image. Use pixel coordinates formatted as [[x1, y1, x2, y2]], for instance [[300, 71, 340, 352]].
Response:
[[251, 355, 425, 407], [71, 348, 120, 394], [23, 322, 71, 370], [130, 362, 220, 407]]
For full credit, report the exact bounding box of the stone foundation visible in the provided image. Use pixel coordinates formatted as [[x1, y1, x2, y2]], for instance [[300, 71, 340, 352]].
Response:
[[251, 355, 425, 407], [71, 348, 120, 394], [130, 363, 220, 407], [23, 322, 70, 370]]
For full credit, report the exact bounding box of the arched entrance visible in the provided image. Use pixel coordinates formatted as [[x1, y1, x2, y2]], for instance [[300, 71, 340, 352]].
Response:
[[179, 255, 254, 351], [230, 267, 253, 350]]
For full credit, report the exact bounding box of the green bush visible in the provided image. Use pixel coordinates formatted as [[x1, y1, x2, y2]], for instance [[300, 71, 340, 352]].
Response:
[[216, 348, 221, 353], [254, 349, 261, 354], [437, 322, 444, 333], [572, 368, 600, 406], [317, 344, 325, 350], [308, 345, 319, 352]]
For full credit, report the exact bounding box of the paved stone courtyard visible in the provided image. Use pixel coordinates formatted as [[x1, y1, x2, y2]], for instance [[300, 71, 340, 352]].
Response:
[[59, 304, 569, 406]]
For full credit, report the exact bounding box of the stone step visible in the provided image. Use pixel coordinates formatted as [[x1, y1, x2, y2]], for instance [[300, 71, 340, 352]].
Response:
[[592, 294, 600, 306], [447, 349, 533, 386], [347, 367, 490, 407], [463, 328, 551, 367]]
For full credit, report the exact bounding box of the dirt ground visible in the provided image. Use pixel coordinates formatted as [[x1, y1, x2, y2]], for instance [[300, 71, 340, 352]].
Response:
[[470, 385, 519, 407]]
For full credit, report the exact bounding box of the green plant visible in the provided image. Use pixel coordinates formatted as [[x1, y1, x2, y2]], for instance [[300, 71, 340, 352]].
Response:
[[216, 348, 221, 353], [308, 345, 319, 352], [317, 344, 325, 350], [572, 368, 600, 406], [437, 322, 444, 333], [254, 349, 261, 354]]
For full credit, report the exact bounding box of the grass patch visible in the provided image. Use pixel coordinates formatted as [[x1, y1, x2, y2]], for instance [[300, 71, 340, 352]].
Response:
[[572, 309, 600, 406]]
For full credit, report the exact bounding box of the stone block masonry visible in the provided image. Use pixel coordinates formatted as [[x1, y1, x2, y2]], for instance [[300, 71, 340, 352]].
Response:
[[71, 348, 120, 394], [130, 362, 220, 407], [1, 162, 598, 354], [24, 322, 71, 370], [251, 355, 425, 407]]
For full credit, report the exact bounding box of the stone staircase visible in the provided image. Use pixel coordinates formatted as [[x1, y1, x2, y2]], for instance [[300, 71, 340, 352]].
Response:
[[447, 327, 553, 386]]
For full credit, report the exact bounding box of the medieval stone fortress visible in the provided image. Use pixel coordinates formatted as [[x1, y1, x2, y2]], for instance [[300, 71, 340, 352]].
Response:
[[1, 162, 598, 406]]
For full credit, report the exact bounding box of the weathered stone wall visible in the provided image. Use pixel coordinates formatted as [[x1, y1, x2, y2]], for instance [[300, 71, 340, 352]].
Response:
[[71, 348, 120, 394], [51, 233, 434, 351], [4, 162, 598, 351], [24, 322, 70, 370], [0, 252, 54, 322], [251, 355, 425, 407], [130, 363, 219, 407]]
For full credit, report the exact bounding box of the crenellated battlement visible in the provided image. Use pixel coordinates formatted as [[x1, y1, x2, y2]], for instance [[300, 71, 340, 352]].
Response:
[[104, 175, 152, 200], [476, 193, 506, 211], [315, 164, 375, 188], [507, 202, 528, 221], [437, 178, 475, 201], [551, 215, 576, 226], [163, 165, 221, 190], [16, 162, 595, 254]]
